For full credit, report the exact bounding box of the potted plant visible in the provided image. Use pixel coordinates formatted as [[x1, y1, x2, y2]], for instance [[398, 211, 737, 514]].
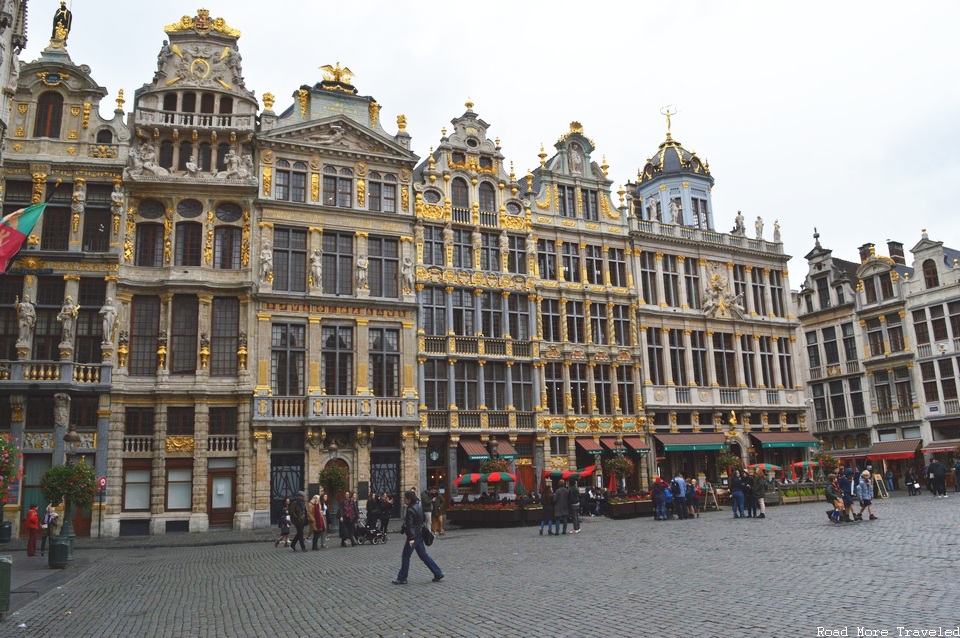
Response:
[[0, 434, 24, 533], [319, 465, 349, 532], [39, 461, 96, 556], [717, 452, 743, 479]]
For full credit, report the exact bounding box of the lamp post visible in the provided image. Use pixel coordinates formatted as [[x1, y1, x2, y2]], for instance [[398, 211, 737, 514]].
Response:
[[328, 440, 339, 534], [488, 435, 499, 498], [62, 423, 81, 561]]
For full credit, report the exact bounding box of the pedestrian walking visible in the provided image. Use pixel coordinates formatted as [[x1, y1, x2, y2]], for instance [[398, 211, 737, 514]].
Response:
[[855, 470, 878, 521], [838, 468, 857, 522], [928, 459, 948, 497], [753, 469, 770, 519], [553, 479, 570, 535], [274, 498, 291, 547], [420, 486, 433, 531], [366, 492, 381, 532], [539, 485, 555, 535], [905, 467, 919, 496], [392, 490, 443, 585], [39, 504, 59, 557], [377, 491, 393, 538], [431, 489, 446, 535], [568, 480, 581, 533], [730, 471, 745, 519], [308, 494, 326, 550], [25, 504, 40, 557], [652, 478, 667, 521], [671, 473, 687, 520], [824, 474, 843, 523], [289, 490, 308, 551], [338, 490, 359, 546]]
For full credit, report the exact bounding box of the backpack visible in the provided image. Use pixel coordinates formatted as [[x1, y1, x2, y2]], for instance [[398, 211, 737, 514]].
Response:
[[670, 479, 681, 496]]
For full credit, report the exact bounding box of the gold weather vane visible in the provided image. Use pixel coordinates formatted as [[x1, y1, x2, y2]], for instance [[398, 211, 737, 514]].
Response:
[[660, 104, 678, 138], [320, 62, 354, 85]]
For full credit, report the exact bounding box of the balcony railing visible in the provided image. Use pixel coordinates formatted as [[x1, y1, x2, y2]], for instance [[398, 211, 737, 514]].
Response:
[[135, 107, 255, 131], [420, 336, 534, 359], [256, 395, 419, 421], [766, 390, 780, 405], [719, 389, 742, 405], [207, 436, 237, 453], [675, 387, 691, 404], [918, 344, 932, 358], [423, 410, 536, 430], [123, 436, 153, 453], [945, 399, 960, 414], [0, 360, 110, 385], [645, 385, 800, 409], [452, 206, 471, 223], [813, 415, 869, 433], [809, 367, 824, 380], [876, 407, 918, 424], [845, 360, 862, 374]]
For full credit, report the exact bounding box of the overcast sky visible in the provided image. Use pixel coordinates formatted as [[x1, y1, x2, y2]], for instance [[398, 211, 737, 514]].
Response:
[[22, 1, 960, 279]]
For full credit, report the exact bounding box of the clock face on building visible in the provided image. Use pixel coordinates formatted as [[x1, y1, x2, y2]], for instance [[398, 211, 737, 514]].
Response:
[[429, 450, 440, 462], [505, 201, 521, 215]]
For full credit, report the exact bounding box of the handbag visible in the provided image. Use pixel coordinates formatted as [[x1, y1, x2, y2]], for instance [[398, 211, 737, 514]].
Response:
[[423, 528, 435, 546]]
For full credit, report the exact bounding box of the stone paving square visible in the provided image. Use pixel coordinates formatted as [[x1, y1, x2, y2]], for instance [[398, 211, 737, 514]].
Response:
[[1, 493, 955, 637]]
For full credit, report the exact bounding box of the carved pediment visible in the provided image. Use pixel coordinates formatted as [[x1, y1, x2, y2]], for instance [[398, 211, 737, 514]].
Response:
[[265, 118, 410, 158]]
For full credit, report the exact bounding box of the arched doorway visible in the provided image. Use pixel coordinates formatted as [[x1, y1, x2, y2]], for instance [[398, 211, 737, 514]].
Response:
[[322, 458, 349, 533]]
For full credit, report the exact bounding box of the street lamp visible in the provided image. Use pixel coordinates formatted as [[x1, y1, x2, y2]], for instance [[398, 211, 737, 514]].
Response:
[[327, 439, 339, 534], [62, 423, 81, 561]]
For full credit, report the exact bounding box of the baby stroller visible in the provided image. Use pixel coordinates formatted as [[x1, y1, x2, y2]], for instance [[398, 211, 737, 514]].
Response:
[[354, 513, 386, 545]]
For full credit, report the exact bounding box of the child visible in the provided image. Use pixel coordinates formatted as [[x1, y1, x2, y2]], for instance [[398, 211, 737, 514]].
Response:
[[275, 497, 291, 547], [855, 470, 878, 521], [823, 474, 843, 524]]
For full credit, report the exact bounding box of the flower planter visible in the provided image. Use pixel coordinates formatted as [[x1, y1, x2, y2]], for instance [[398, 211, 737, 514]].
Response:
[[605, 501, 638, 518], [446, 508, 522, 528]]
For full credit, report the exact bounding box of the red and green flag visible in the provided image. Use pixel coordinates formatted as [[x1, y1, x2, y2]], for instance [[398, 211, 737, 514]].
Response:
[[0, 203, 47, 274]]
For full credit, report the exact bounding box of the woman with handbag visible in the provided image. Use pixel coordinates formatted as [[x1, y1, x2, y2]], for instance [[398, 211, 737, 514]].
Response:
[[40, 504, 59, 557], [308, 494, 326, 550]]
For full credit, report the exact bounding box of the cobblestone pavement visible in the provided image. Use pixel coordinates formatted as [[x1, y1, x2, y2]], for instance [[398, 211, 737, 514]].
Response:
[[3, 493, 957, 637]]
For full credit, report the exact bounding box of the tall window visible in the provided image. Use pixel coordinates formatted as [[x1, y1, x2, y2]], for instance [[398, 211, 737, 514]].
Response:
[[848, 378, 865, 416], [421, 287, 445, 336], [369, 173, 398, 213], [367, 236, 399, 298], [513, 363, 534, 411], [271, 323, 305, 396], [887, 314, 905, 352], [740, 335, 756, 387], [923, 259, 940, 289], [815, 276, 830, 310], [159, 141, 174, 170], [544, 362, 564, 414], [541, 298, 561, 342], [130, 296, 160, 376], [921, 362, 940, 402], [211, 297, 239, 377], [863, 277, 878, 304], [733, 265, 748, 303], [569, 364, 588, 414], [479, 232, 500, 272], [769, 270, 786, 317], [478, 182, 496, 213], [806, 331, 822, 368], [537, 240, 557, 281], [612, 304, 630, 346], [691, 198, 708, 228], [484, 362, 507, 410], [275, 160, 307, 202], [166, 459, 193, 511], [873, 371, 892, 411], [812, 384, 828, 421], [480, 292, 503, 338], [669, 329, 687, 386], [647, 328, 664, 386], [894, 367, 913, 408], [822, 326, 840, 365], [451, 178, 469, 211], [842, 323, 858, 362], [618, 366, 636, 414], [608, 248, 627, 287], [639, 252, 658, 305], [423, 360, 447, 410], [912, 309, 930, 345], [930, 305, 949, 341], [662, 255, 680, 307], [566, 301, 585, 343], [758, 337, 774, 388], [778, 339, 794, 388], [691, 331, 708, 386], [451, 289, 475, 336], [879, 273, 894, 300], [561, 243, 580, 283], [713, 332, 736, 387], [75, 279, 105, 363], [322, 326, 354, 396], [33, 277, 64, 361], [507, 236, 527, 275], [135, 224, 164, 267], [751, 269, 767, 315], [369, 328, 399, 397], [558, 185, 576, 217], [866, 319, 884, 357], [214, 227, 242, 269], [581, 189, 599, 221], [0, 275, 24, 359], [34, 91, 64, 138], [40, 186, 71, 250], [167, 407, 196, 436], [321, 231, 353, 295], [123, 459, 151, 511], [273, 227, 307, 292], [584, 245, 603, 285], [588, 304, 607, 346], [174, 222, 203, 266], [82, 184, 111, 252], [452, 230, 472, 268], [275, 160, 291, 200], [70, 396, 99, 430], [170, 295, 198, 375], [594, 365, 613, 414], [453, 361, 478, 410], [684, 259, 701, 310], [507, 294, 529, 340], [950, 301, 960, 341], [422, 226, 444, 266]]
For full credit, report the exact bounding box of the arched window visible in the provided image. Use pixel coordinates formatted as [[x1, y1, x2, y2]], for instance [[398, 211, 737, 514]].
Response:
[[219, 97, 233, 114], [135, 223, 164, 267], [182, 92, 197, 112], [95, 130, 113, 143], [451, 177, 469, 210], [159, 140, 174, 169], [478, 182, 496, 212], [368, 173, 397, 213], [174, 221, 203, 266], [34, 91, 64, 138], [200, 93, 215, 113], [275, 160, 291, 200], [216, 143, 230, 172], [162, 94, 178, 111], [178, 142, 194, 171], [923, 259, 940, 289]]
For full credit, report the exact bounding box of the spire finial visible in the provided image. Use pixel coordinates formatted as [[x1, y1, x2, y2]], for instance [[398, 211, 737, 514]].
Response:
[[813, 227, 821, 248], [465, 97, 474, 111], [660, 104, 677, 140], [538, 144, 547, 168]]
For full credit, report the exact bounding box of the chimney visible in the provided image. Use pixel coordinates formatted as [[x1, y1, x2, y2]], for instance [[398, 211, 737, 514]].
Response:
[[858, 243, 875, 263], [887, 240, 906, 265]]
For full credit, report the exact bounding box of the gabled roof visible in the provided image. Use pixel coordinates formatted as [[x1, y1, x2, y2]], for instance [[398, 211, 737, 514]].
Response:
[[259, 115, 416, 162]]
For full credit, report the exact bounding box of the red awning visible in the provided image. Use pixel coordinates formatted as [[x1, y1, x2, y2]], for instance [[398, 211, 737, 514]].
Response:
[[458, 438, 490, 460], [866, 439, 921, 461], [623, 437, 650, 452], [600, 437, 625, 451], [654, 433, 727, 452], [575, 438, 603, 454], [921, 441, 960, 454]]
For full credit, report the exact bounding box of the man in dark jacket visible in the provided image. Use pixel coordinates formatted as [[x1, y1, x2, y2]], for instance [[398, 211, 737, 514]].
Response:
[[929, 459, 948, 497], [392, 491, 443, 585], [289, 490, 308, 551], [568, 480, 582, 534], [553, 480, 570, 535]]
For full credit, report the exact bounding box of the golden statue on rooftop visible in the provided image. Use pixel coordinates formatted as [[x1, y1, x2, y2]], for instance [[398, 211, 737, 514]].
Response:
[[320, 62, 354, 85]]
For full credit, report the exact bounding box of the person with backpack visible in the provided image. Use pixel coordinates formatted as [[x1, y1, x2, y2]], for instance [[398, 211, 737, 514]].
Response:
[[392, 490, 443, 585], [651, 478, 667, 521], [289, 490, 308, 551], [663, 480, 675, 519], [568, 479, 582, 534], [671, 473, 687, 520]]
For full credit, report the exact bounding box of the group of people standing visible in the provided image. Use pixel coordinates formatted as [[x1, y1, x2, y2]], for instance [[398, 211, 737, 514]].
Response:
[[728, 469, 770, 519], [537, 479, 583, 535], [824, 468, 878, 523], [23, 503, 60, 557], [651, 474, 707, 520], [275, 489, 400, 551]]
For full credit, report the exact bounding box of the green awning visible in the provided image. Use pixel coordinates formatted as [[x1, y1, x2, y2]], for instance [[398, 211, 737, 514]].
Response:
[[751, 432, 821, 449], [655, 433, 727, 452]]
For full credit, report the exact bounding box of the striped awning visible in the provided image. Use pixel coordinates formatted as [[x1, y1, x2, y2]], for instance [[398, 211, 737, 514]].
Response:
[[866, 439, 921, 460], [654, 433, 727, 452], [459, 438, 490, 460], [601, 437, 626, 453], [623, 437, 650, 453], [495, 439, 519, 461], [575, 438, 603, 455]]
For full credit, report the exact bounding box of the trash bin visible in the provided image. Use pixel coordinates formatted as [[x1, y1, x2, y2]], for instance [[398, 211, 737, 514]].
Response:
[[0, 521, 11, 544], [0, 554, 11, 621], [48, 537, 68, 570]]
